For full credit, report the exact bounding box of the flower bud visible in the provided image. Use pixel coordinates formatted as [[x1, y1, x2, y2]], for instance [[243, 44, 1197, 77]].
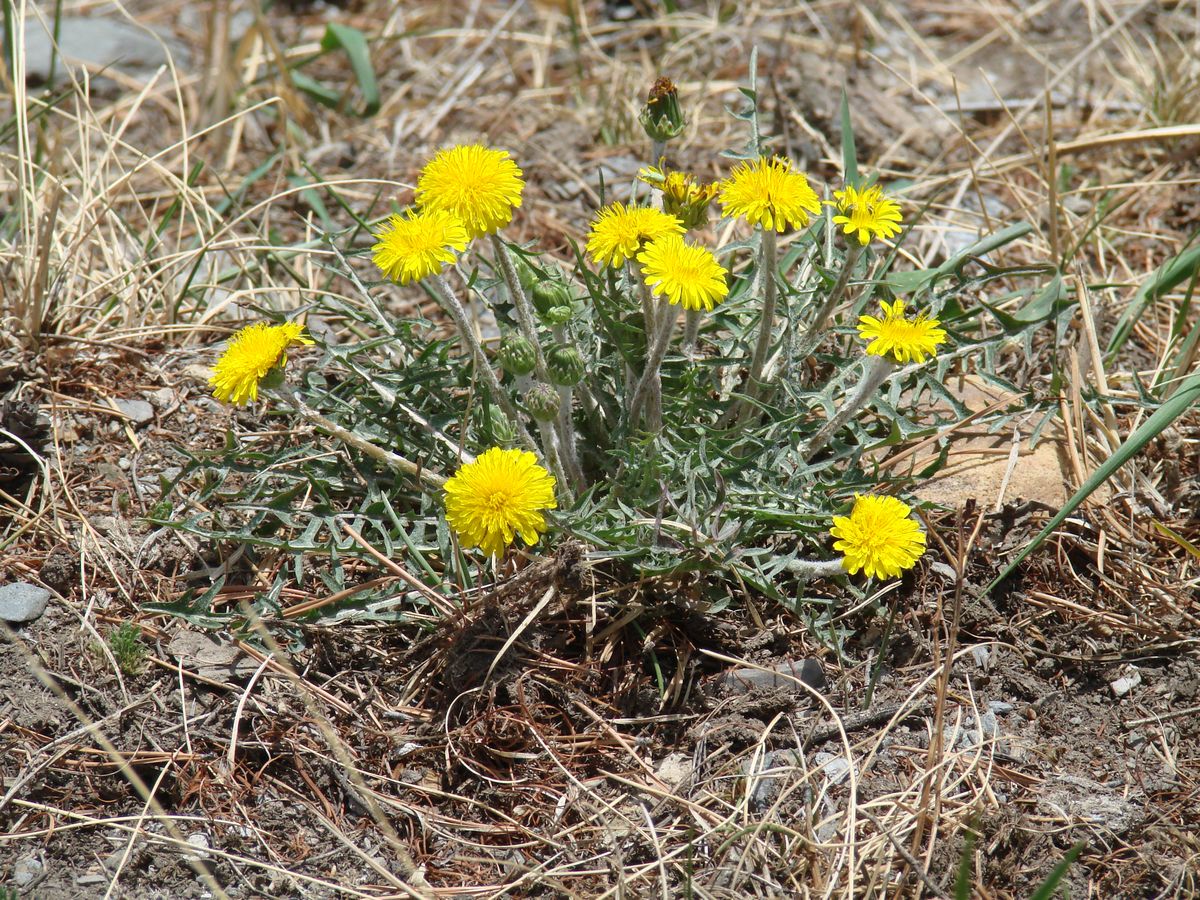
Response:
[[542, 305, 574, 326], [531, 279, 573, 316], [546, 343, 585, 386], [639, 76, 686, 143], [512, 253, 540, 291], [524, 382, 561, 422], [485, 405, 517, 444], [497, 334, 538, 376]]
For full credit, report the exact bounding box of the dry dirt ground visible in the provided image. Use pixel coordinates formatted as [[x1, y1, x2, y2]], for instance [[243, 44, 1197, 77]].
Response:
[[2, 1, 1200, 897]]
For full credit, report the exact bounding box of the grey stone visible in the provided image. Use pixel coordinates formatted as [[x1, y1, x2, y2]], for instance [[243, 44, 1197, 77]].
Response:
[[988, 701, 1014, 715], [720, 658, 826, 695], [13, 855, 42, 887], [114, 398, 154, 425], [147, 387, 175, 409], [1111, 667, 1141, 698], [0, 582, 51, 623], [813, 751, 851, 784], [23, 16, 188, 84], [655, 751, 692, 787]]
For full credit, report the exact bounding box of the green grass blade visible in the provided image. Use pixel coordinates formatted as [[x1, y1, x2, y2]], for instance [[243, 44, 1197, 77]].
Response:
[[1107, 236, 1200, 356], [986, 371, 1200, 594], [839, 89, 857, 185], [1029, 841, 1085, 900], [320, 23, 380, 117]]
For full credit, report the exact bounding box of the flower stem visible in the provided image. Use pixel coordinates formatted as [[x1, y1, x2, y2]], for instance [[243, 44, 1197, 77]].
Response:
[[746, 227, 779, 392], [801, 355, 895, 462], [784, 558, 846, 581], [433, 274, 538, 455], [490, 234, 550, 383], [628, 292, 677, 430], [798, 242, 863, 357], [550, 323, 586, 490], [682, 309, 701, 354], [278, 391, 447, 489]]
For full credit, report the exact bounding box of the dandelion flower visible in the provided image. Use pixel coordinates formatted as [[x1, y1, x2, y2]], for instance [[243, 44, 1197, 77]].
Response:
[[830, 494, 926, 579], [638, 165, 720, 230], [415, 144, 524, 238], [586, 201, 683, 268], [372, 208, 468, 284], [719, 156, 821, 232], [209, 321, 313, 406], [857, 299, 948, 364], [832, 183, 903, 245], [444, 447, 557, 559], [637, 234, 729, 311]]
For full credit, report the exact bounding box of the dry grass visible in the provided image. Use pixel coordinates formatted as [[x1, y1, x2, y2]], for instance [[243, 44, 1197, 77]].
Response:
[[2, 0, 1199, 897]]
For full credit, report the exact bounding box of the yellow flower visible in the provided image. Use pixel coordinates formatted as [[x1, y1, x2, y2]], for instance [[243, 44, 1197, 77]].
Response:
[[372, 208, 468, 284], [857, 299, 948, 364], [638, 164, 720, 230], [637, 234, 729, 311], [830, 494, 926, 579], [209, 322, 313, 406], [586, 201, 683, 268], [444, 447, 557, 559], [415, 144, 524, 238], [718, 156, 821, 232], [831, 183, 903, 245]]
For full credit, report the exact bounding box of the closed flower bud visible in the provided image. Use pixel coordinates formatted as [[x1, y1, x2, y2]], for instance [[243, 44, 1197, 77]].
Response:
[[497, 334, 537, 376], [512, 253, 540, 291], [524, 382, 561, 421], [546, 343, 585, 386], [531, 279, 573, 316], [485, 406, 517, 444], [542, 305, 574, 326], [639, 76, 686, 143]]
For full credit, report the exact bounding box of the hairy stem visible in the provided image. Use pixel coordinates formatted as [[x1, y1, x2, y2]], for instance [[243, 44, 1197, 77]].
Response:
[[491, 234, 550, 383], [801, 355, 895, 462], [433, 274, 538, 455], [628, 293, 677, 430], [746, 228, 779, 391]]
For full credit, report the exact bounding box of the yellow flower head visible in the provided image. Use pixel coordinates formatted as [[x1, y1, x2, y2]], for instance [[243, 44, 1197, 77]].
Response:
[[372, 208, 468, 284], [586, 201, 684, 268], [831, 183, 903, 245], [857, 299, 948, 364], [444, 447, 557, 559], [830, 494, 926, 579], [637, 233, 729, 311], [718, 156, 821, 232], [638, 164, 720, 230], [209, 321, 313, 406], [415, 144, 524, 238]]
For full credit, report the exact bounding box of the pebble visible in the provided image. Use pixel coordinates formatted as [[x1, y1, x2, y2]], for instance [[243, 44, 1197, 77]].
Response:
[[13, 855, 42, 887], [720, 658, 826, 694], [23, 16, 188, 83], [147, 387, 176, 409], [114, 398, 155, 426], [0, 582, 51, 623], [1111, 668, 1141, 698], [813, 751, 851, 784]]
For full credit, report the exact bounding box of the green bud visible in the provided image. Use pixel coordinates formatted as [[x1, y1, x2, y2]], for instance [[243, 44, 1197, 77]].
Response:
[[497, 334, 538, 376], [639, 76, 686, 143], [512, 253, 540, 291], [485, 406, 517, 444], [531, 279, 573, 316], [524, 382, 561, 422], [546, 343, 585, 387], [542, 305, 574, 326]]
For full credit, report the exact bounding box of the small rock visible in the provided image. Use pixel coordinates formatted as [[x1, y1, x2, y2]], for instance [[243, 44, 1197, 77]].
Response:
[[76, 873, 106, 886], [118, 457, 132, 471], [720, 658, 826, 694], [655, 752, 692, 787], [813, 751, 851, 784], [114, 398, 154, 426], [186, 833, 210, 857], [988, 701, 1014, 715], [0, 582, 51, 623], [1111, 667, 1141, 698], [183, 363, 214, 383], [147, 387, 175, 409], [39, 545, 78, 592], [23, 16, 188, 84], [13, 855, 42, 887], [970, 645, 991, 669]]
